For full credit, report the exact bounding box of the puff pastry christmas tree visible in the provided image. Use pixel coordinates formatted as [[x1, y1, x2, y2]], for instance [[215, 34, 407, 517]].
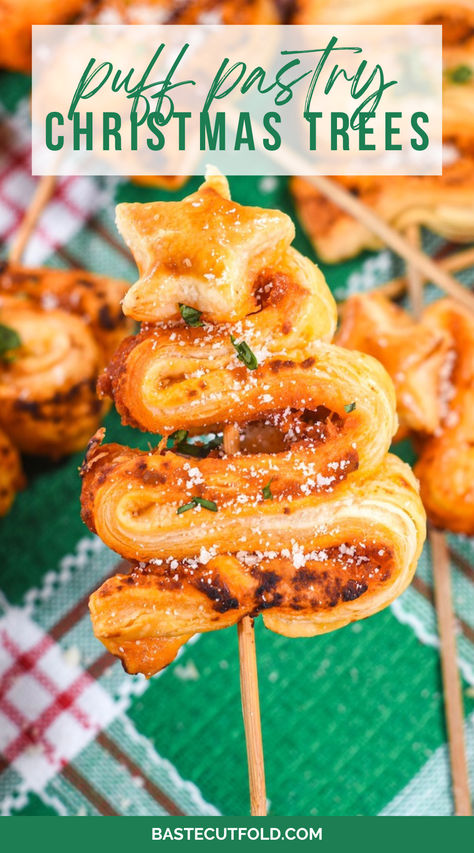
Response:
[[80, 171, 426, 812]]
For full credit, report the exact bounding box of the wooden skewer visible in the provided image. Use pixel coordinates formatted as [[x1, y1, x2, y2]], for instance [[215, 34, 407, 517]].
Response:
[[430, 529, 472, 816], [404, 227, 472, 816], [9, 174, 57, 264], [306, 175, 474, 313], [223, 423, 267, 817], [373, 246, 474, 302]]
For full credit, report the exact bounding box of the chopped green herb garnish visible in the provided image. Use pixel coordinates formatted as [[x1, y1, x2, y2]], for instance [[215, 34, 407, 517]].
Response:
[[262, 478, 274, 500], [177, 501, 197, 515], [179, 303, 203, 327], [169, 430, 222, 458], [192, 496, 218, 511], [169, 429, 189, 447], [344, 402, 356, 413], [177, 496, 218, 515], [230, 335, 258, 370], [176, 497, 217, 515], [0, 323, 21, 362], [448, 64, 472, 84]]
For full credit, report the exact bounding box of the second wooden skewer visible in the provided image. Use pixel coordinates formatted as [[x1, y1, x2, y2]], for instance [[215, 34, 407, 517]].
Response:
[[404, 225, 471, 816], [306, 175, 474, 313]]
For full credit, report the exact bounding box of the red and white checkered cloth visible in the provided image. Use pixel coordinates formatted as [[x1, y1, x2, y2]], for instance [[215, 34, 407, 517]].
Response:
[[0, 99, 115, 265], [0, 606, 117, 791]]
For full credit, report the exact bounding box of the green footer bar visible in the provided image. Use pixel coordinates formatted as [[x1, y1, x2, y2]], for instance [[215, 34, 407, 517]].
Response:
[[1, 817, 473, 852]]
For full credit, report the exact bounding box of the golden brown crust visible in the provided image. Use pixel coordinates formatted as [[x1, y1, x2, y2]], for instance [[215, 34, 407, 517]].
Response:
[[0, 298, 107, 457], [117, 175, 296, 323], [88, 454, 425, 673], [0, 426, 24, 516], [291, 158, 474, 263], [292, 1, 474, 33]]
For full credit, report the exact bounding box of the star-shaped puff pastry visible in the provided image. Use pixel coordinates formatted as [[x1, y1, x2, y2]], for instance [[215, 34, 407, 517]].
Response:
[[117, 173, 295, 323]]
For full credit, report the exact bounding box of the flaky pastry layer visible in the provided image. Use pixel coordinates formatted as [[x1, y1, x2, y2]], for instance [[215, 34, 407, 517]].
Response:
[[88, 454, 425, 676]]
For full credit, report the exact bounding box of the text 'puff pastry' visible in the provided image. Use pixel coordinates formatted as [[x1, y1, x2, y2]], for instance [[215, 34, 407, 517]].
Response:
[[81, 173, 425, 675]]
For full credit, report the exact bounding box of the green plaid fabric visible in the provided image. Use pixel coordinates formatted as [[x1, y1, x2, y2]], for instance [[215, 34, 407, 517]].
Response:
[[0, 70, 473, 818]]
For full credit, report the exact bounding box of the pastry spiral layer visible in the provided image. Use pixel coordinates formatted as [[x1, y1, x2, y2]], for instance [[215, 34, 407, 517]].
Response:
[[88, 452, 424, 676], [81, 173, 425, 675]]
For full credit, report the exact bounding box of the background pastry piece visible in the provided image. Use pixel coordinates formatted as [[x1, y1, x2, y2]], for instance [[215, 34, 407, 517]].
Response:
[[0, 263, 132, 459], [443, 38, 474, 156], [88, 454, 425, 675], [0, 262, 133, 365], [0, 0, 86, 72], [291, 158, 474, 264], [338, 295, 474, 534], [292, 1, 474, 33], [0, 426, 24, 516], [336, 292, 452, 436], [87, 0, 286, 25], [414, 300, 474, 535], [0, 297, 107, 457]]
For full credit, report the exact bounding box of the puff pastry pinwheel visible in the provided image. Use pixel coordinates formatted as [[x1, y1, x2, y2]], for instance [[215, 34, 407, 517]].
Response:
[[80, 174, 425, 676], [338, 293, 474, 534], [0, 263, 132, 460], [291, 158, 474, 264]]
